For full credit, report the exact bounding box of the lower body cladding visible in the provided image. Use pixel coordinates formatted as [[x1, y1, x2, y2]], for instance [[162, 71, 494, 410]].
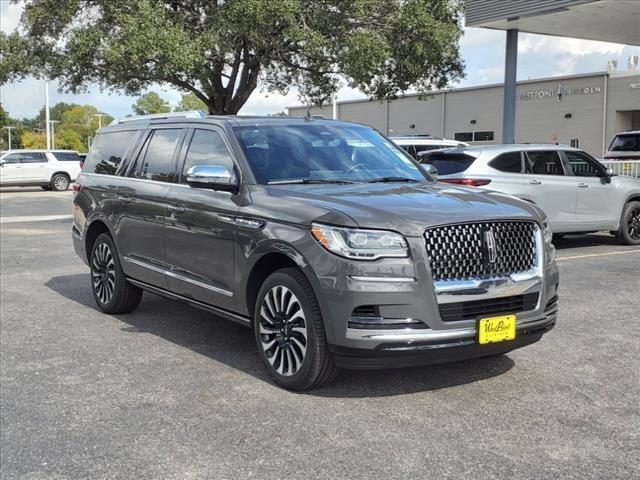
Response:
[[310, 236, 559, 370]]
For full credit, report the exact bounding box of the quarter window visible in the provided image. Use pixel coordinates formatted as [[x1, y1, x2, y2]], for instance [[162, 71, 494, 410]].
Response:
[[84, 130, 139, 175], [52, 151, 82, 162], [181, 129, 235, 182], [489, 151, 522, 173], [565, 151, 605, 177], [136, 129, 182, 182], [524, 151, 564, 176]]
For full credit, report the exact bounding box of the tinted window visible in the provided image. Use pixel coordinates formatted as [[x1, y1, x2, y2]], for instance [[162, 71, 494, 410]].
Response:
[[420, 152, 476, 175], [52, 151, 82, 162], [609, 133, 639, 152], [454, 132, 473, 142], [565, 151, 604, 177], [489, 151, 522, 173], [181, 129, 234, 181], [233, 124, 425, 184], [138, 129, 182, 182], [525, 151, 564, 176], [5, 152, 48, 163], [398, 144, 415, 157], [2, 153, 22, 164], [84, 130, 139, 175]]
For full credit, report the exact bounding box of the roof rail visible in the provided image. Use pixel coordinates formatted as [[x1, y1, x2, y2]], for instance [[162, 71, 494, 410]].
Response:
[[117, 110, 206, 124]]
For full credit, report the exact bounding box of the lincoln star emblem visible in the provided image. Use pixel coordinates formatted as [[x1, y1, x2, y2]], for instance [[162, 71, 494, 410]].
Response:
[[483, 228, 498, 264]]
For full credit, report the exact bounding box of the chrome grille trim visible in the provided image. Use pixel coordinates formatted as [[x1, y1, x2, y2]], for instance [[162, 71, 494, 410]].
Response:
[[425, 221, 538, 282]]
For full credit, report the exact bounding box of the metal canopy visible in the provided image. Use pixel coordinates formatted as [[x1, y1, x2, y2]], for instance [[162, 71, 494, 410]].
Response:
[[466, 0, 640, 46]]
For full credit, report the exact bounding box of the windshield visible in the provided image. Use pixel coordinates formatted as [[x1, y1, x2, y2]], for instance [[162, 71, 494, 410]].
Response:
[[609, 133, 640, 152], [233, 124, 426, 184]]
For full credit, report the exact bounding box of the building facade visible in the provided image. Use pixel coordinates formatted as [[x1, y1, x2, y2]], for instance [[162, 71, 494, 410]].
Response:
[[288, 71, 640, 157]]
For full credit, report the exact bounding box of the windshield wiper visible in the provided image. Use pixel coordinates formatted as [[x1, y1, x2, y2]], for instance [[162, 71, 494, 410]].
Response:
[[366, 177, 420, 183], [267, 178, 357, 185]]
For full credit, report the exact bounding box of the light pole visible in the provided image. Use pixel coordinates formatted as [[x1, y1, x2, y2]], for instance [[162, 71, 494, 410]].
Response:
[[92, 113, 108, 129], [3, 126, 16, 150], [49, 120, 61, 149], [45, 80, 52, 149]]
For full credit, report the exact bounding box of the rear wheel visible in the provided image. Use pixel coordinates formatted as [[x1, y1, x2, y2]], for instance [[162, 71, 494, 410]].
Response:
[[253, 268, 339, 390], [615, 201, 640, 245], [51, 173, 70, 191], [90, 233, 142, 313]]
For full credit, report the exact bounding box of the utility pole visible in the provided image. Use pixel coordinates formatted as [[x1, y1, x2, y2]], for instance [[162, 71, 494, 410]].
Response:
[[49, 120, 61, 149], [92, 113, 107, 129], [3, 126, 16, 150], [44, 80, 52, 149]]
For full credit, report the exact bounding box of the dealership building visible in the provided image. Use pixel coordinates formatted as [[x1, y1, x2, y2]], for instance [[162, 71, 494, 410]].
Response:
[[288, 70, 640, 157]]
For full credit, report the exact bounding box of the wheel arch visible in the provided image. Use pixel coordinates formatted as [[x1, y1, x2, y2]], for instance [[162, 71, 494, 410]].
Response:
[[84, 219, 113, 260], [242, 244, 329, 334]]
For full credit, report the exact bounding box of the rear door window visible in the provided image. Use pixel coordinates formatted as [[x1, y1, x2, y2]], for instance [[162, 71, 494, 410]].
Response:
[[15, 152, 48, 163], [489, 151, 522, 173], [84, 130, 139, 175], [419, 152, 476, 175], [135, 129, 182, 182], [524, 151, 565, 176]]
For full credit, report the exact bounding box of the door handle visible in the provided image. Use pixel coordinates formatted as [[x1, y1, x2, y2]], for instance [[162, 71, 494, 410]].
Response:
[[577, 183, 589, 188], [528, 179, 542, 185], [117, 196, 136, 204]]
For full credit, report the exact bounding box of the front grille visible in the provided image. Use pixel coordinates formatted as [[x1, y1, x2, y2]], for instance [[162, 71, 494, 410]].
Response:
[[425, 221, 537, 281], [439, 293, 539, 322]]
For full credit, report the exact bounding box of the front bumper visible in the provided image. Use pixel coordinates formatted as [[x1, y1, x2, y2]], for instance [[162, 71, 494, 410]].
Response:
[[305, 233, 559, 360]]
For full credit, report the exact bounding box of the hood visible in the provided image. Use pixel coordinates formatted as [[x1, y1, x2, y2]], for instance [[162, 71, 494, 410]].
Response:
[[268, 182, 541, 236]]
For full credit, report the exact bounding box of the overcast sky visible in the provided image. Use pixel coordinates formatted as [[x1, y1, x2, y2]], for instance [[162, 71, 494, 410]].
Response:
[[1, 0, 639, 120]]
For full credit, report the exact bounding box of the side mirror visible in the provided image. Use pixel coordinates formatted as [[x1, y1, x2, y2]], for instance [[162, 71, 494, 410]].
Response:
[[186, 165, 238, 192], [605, 167, 614, 177], [421, 163, 438, 181]]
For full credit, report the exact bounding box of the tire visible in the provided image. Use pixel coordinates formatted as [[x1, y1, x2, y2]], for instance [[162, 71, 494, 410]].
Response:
[[615, 201, 640, 245], [51, 173, 70, 191], [253, 267, 339, 390], [90, 233, 143, 314]]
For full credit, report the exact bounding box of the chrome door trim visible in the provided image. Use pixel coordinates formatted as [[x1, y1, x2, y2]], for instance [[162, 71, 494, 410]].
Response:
[[124, 256, 233, 297]]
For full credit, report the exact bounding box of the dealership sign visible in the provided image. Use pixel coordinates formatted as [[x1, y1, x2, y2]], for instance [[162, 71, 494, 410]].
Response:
[[520, 84, 602, 102]]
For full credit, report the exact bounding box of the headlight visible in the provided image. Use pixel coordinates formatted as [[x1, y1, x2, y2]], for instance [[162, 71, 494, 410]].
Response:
[[542, 219, 553, 244], [311, 223, 408, 260]]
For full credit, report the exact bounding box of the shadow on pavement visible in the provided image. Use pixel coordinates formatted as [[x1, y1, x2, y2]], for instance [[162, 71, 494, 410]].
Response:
[[46, 273, 515, 397], [552, 232, 619, 250]]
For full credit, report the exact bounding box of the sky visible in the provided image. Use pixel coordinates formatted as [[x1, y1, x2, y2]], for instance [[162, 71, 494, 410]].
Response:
[[1, 0, 639, 121]]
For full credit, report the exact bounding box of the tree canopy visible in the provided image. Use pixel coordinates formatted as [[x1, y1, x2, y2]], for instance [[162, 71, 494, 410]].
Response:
[[2, 0, 465, 115], [132, 92, 172, 115], [175, 93, 208, 112]]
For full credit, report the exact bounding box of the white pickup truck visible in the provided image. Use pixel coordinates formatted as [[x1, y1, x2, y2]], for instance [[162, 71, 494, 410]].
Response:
[[0, 149, 82, 191]]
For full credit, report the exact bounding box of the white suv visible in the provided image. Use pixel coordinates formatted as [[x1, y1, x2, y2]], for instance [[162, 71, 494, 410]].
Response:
[[0, 150, 82, 191], [419, 144, 640, 244]]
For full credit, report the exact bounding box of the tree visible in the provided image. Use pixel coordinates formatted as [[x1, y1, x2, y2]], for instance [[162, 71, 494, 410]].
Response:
[[5, 0, 465, 115], [20, 131, 47, 149], [55, 129, 85, 151], [132, 92, 171, 115], [175, 93, 207, 112], [58, 105, 113, 144]]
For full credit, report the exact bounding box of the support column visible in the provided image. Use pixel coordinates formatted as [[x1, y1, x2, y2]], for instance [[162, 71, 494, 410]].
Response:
[[502, 29, 518, 144]]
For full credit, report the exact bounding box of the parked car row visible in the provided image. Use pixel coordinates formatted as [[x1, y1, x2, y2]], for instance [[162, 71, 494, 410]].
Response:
[[0, 149, 83, 190], [416, 144, 640, 245]]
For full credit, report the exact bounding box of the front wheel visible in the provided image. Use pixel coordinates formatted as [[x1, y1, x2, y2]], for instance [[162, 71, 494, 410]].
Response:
[[90, 233, 143, 313], [615, 201, 640, 245], [253, 268, 339, 390]]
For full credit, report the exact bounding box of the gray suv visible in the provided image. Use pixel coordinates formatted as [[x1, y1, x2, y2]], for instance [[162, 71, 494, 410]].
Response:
[[72, 114, 559, 390]]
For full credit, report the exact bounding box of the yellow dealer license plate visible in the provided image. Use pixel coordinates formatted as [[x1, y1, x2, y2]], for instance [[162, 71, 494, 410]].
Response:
[[478, 315, 516, 344]]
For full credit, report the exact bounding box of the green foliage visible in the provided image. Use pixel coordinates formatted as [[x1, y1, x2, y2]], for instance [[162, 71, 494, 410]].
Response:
[[132, 92, 172, 115], [175, 93, 207, 112], [20, 131, 47, 149], [7, 0, 465, 114], [55, 129, 85, 151], [59, 105, 113, 141]]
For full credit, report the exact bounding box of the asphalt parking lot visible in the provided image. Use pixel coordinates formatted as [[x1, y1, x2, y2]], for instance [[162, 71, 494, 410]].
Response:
[[1, 188, 639, 480]]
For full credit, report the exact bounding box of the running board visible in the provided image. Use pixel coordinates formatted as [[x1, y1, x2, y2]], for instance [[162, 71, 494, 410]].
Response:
[[127, 278, 252, 328]]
